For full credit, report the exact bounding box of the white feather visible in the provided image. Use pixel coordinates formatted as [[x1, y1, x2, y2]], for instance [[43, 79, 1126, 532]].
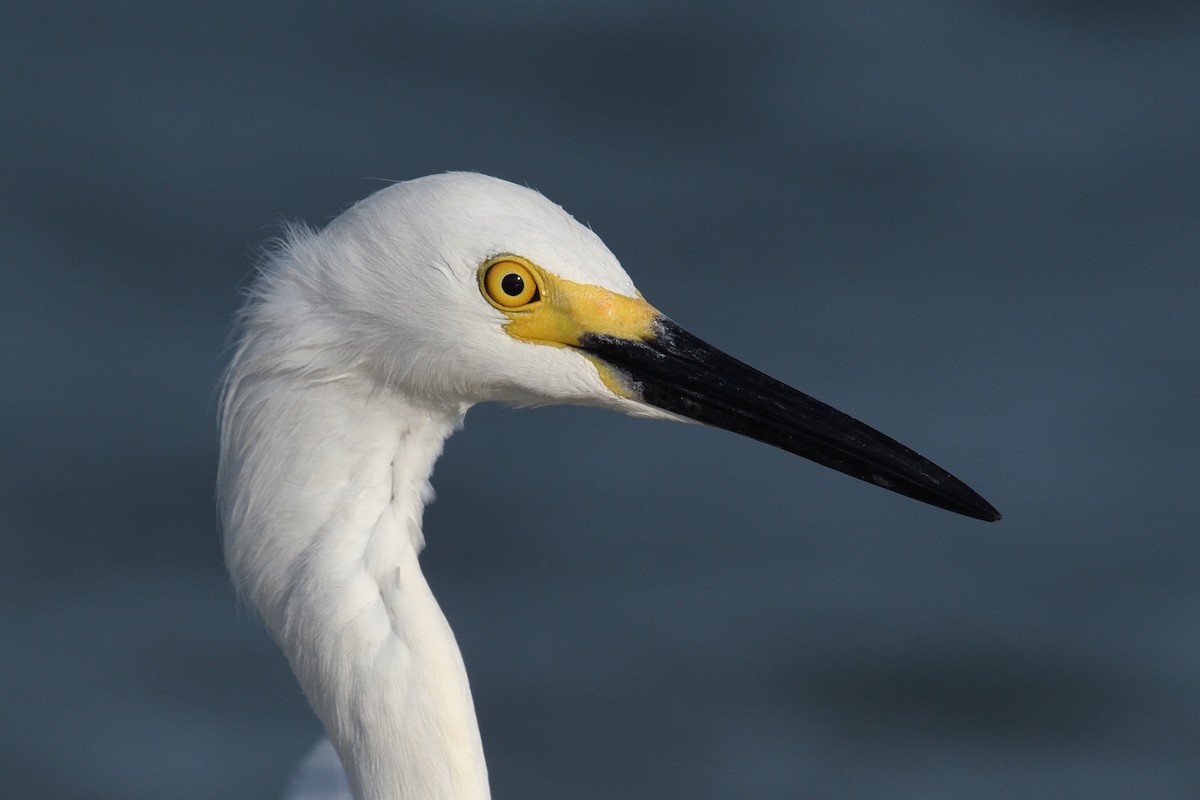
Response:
[[220, 173, 669, 800]]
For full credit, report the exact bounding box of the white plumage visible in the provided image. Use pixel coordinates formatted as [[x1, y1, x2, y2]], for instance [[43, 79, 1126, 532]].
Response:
[[220, 172, 998, 800]]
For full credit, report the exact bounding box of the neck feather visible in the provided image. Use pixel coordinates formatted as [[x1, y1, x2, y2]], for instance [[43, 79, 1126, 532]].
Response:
[[220, 370, 488, 800]]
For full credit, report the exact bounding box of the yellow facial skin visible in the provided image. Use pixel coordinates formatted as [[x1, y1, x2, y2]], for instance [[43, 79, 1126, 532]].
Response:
[[479, 255, 661, 397]]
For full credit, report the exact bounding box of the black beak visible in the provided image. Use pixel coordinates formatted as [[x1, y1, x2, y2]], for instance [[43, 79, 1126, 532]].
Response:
[[579, 319, 1000, 522]]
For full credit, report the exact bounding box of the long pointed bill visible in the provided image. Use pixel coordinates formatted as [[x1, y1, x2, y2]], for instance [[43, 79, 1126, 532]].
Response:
[[578, 318, 1001, 522], [484, 259, 998, 522]]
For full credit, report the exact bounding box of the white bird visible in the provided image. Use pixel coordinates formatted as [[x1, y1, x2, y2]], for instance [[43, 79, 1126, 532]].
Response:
[[218, 172, 999, 800]]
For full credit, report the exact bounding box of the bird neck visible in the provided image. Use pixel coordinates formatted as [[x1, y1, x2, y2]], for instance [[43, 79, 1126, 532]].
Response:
[[220, 375, 488, 800]]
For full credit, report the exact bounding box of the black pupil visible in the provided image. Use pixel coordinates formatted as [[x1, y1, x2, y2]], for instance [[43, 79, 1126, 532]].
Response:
[[500, 272, 524, 297]]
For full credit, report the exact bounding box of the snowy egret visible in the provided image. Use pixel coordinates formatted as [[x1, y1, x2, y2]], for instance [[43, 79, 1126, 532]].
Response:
[[219, 172, 999, 800]]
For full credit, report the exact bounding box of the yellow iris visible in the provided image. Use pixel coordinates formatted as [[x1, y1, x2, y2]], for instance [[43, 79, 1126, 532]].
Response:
[[482, 259, 540, 309]]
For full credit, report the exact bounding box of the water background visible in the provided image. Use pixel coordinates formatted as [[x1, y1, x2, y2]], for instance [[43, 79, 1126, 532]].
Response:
[[3, 3, 1199, 798]]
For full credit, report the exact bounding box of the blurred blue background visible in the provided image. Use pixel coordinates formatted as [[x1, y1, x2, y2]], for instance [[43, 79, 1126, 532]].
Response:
[[3, 2, 1198, 798]]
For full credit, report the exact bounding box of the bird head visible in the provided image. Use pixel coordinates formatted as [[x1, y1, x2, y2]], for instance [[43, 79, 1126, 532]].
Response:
[[243, 172, 998, 521]]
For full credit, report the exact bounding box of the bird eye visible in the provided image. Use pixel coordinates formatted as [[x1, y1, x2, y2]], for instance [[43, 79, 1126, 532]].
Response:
[[482, 259, 541, 309]]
